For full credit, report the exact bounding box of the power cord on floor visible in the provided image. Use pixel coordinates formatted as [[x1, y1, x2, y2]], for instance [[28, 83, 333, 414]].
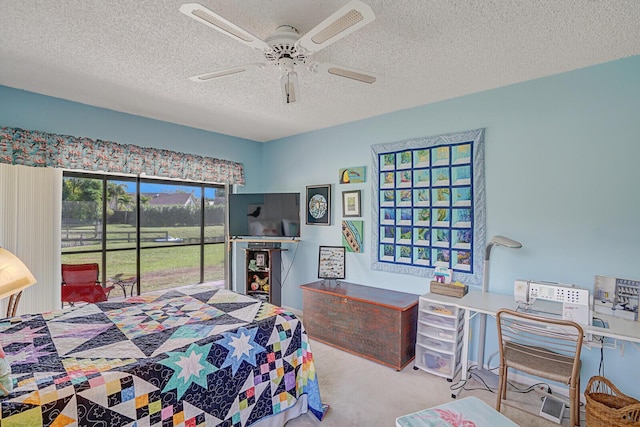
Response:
[[468, 369, 496, 392], [450, 364, 554, 397], [506, 381, 551, 394], [449, 365, 497, 395]]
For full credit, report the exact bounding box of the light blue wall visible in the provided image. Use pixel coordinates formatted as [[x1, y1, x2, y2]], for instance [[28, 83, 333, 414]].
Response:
[[265, 55, 640, 394], [0, 86, 266, 190]]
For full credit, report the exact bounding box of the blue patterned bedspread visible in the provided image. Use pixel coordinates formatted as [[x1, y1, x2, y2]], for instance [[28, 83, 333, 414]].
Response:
[[0, 285, 324, 426]]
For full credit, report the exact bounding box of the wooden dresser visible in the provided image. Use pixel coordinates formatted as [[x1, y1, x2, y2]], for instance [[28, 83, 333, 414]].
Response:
[[300, 281, 419, 370]]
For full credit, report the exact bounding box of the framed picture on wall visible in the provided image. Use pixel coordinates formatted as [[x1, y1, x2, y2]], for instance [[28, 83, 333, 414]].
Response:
[[339, 166, 366, 184], [318, 246, 346, 279], [306, 184, 331, 225], [342, 190, 361, 217]]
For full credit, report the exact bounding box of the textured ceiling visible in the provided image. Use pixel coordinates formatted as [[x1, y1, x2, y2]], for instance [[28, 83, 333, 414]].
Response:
[[1, 1, 639, 142]]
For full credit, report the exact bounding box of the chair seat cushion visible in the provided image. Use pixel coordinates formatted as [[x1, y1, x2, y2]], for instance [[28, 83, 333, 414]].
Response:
[[61, 284, 112, 303], [504, 341, 579, 384]]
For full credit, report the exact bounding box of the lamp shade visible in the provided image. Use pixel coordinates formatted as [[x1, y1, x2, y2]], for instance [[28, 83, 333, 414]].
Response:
[[490, 235, 522, 249], [484, 235, 522, 261], [0, 248, 37, 301]]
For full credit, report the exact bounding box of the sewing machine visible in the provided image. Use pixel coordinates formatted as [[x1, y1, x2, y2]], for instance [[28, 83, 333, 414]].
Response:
[[514, 279, 591, 326]]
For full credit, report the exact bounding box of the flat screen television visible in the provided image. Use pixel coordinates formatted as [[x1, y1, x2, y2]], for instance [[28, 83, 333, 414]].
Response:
[[228, 192, 301, 238]]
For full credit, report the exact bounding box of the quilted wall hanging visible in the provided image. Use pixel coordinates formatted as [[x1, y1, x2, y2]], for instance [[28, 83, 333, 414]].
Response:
[[370, 128, 486, 286]]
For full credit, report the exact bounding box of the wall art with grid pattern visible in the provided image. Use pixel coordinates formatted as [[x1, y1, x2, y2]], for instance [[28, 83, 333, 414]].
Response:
[[370, 128, 486, 286]]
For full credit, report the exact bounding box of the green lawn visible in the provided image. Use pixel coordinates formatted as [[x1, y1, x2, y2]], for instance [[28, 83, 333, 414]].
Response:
[[62, 224, 226, 294]]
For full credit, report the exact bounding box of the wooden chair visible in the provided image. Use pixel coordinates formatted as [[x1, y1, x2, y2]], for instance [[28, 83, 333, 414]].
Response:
[[61, 263, 114, 305], [495, 308, 583, 426]]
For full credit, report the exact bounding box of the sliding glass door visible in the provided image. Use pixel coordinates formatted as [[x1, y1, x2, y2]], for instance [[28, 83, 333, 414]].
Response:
[[62, 172, 226, 296]]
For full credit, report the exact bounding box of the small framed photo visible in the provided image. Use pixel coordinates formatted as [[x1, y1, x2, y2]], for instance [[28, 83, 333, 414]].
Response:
[[255, 253, 266, 267], [318, 246, 346, 279], [342, 190, 361, 217], [306, 184, 331, 225]]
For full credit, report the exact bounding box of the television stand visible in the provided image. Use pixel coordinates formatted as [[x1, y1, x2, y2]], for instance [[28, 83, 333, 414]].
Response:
[[248, 241, 281, 249], [243, 248, 286, 305]]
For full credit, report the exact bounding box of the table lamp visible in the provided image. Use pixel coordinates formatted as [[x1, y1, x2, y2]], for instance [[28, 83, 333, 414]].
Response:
[[473, 235, 522, 388], [0, 248, 37, 318]]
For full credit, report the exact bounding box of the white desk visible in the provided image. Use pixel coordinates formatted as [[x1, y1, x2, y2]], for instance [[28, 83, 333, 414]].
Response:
[[421, 290, 640, 383]]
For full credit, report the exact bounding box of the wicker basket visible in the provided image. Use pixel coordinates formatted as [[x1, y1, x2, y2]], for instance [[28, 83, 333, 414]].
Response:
[[585, 376, 640, 426], [429, 281, 468, 298]]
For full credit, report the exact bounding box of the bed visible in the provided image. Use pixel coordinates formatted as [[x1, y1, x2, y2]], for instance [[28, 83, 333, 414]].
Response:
[[0, 284, 324, 426]]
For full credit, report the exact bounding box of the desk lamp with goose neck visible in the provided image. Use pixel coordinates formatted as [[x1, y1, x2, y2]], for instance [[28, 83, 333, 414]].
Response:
[[474, 235, 522, 389]]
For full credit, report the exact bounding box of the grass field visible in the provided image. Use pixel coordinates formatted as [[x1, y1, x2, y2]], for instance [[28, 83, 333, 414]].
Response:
[[62, 224, 226, 294]]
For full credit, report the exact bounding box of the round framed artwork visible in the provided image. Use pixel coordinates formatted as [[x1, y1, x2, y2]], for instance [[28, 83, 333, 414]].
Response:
[[306, 184, 331, 225]]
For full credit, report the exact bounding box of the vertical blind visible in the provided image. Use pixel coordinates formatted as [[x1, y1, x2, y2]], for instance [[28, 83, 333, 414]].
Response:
[[0, 163, 62, 314]]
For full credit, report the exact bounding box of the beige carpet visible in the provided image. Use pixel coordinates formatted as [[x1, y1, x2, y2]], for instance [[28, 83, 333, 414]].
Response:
[[286, 339, 586, 426]]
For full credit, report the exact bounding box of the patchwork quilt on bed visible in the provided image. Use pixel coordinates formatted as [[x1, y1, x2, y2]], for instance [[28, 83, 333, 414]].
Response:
[[0, 285, 323, 426]]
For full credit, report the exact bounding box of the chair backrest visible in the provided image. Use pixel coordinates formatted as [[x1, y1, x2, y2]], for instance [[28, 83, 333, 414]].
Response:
[[61, 263, 99, 285], [496, 308, 583, 376]]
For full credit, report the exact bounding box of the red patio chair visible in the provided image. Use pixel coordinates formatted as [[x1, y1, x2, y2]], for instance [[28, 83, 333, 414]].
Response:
[[61, 263, 114, 305]]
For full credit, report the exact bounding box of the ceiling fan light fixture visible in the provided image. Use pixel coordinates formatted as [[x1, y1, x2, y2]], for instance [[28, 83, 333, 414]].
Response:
[[181, 1, 378, 103], [328, 67, 376, 84], [280, 71, 299, 104]]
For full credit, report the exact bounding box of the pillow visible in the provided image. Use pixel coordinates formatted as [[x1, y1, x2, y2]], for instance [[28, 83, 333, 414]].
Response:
[[282, 219, 300, 237], [248, 220, 281, 236]]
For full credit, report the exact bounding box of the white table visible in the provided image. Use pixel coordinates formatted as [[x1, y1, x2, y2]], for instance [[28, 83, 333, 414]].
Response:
[[421, 290, 640, 387]]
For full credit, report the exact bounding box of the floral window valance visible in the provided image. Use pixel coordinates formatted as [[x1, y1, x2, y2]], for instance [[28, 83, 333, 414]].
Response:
[[0, 127, 244, 185]]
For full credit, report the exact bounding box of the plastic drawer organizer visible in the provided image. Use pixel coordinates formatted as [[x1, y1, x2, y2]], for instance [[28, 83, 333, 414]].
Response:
[[414, 296, 464, 381]]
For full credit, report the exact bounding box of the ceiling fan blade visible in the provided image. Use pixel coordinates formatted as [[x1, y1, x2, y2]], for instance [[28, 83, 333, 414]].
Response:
[[179, 3, 271, 52], [296, 0, 375, 55], [309, 62, 380, 84], [188, 63, 265, 82]]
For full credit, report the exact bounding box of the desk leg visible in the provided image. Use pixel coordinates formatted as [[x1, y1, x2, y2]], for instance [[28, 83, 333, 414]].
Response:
[[452, 308, 471, 399], [461, 308, 470, 376]]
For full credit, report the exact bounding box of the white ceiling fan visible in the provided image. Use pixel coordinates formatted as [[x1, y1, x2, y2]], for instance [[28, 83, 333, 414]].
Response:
[[179, 1, 379, 104]]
